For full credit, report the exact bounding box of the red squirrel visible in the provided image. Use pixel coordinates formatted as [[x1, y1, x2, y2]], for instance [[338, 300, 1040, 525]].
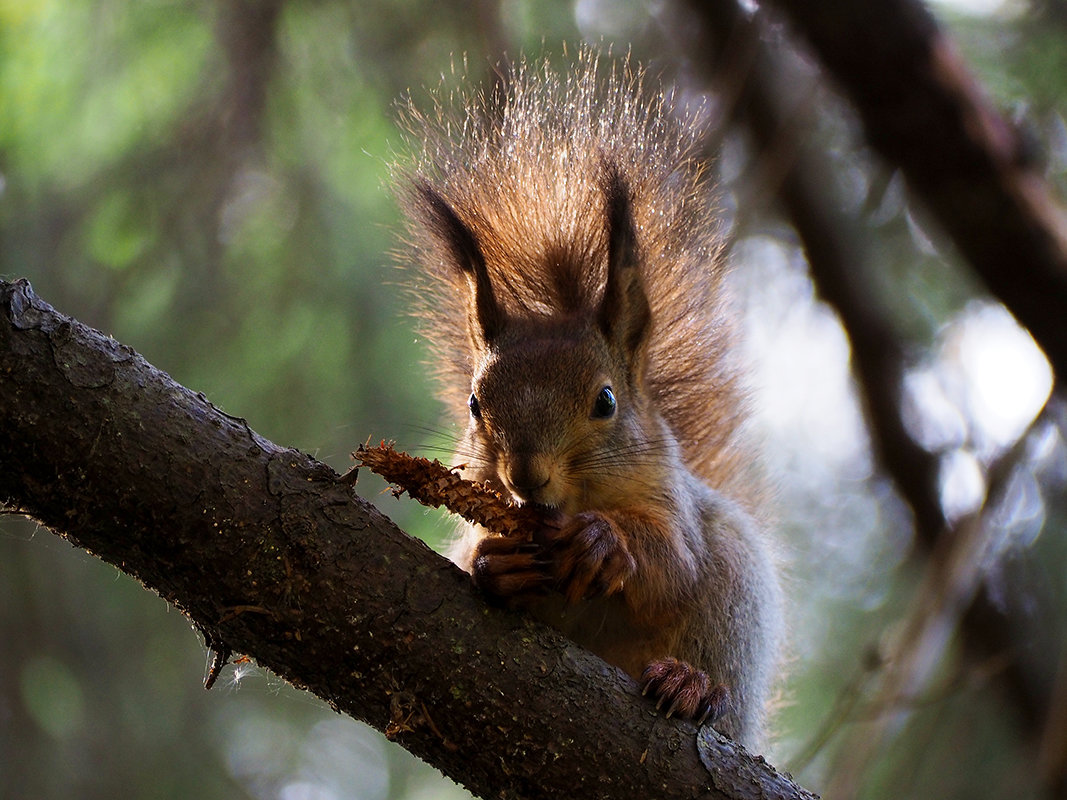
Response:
[[396, 53, 783, 747]]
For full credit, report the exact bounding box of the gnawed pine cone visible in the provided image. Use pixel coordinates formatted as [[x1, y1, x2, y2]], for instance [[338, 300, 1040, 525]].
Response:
[[351, 442, 539, 538]]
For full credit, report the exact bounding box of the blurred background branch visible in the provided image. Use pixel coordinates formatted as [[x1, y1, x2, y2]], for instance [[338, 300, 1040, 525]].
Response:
[[667, 4, 1065, 796], [2, 1, 1066, 799], [769, 0, 1067, 383]]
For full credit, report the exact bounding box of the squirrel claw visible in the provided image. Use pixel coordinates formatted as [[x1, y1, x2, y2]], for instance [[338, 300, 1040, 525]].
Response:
[[641, 657, 730, 725], [472, 535, 553, 602], [543, 511, 636, 603], [695, 686, 730, 726]]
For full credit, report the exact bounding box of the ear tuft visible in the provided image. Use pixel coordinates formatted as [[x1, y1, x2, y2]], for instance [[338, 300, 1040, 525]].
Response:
[[597, 162, 651, 360], [416, 182, 506, 346]]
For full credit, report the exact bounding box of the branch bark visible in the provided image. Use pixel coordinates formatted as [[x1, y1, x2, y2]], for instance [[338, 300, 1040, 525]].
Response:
[[0, 277, 816, 800]]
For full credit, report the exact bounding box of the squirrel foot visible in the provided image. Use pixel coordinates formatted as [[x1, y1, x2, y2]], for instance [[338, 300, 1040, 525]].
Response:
[[472, 534, 553, 602], [539, 511, 637, 603], [641, 657, 730, 725]]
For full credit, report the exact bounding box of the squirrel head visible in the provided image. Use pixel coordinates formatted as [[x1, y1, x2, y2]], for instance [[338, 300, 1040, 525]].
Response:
[[415, 164, 660, 510], [400, 53, 753, 512]]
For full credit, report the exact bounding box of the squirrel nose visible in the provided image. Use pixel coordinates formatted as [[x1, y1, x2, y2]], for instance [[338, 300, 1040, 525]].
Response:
[[504, 454, 552, 503]]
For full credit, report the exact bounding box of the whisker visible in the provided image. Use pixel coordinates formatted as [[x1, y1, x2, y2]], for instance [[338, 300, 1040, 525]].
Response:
[[566, 437, 676, 472]]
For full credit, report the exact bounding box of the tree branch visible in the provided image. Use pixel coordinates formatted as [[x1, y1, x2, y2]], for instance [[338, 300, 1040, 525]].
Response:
[[0, 277, 816, 800], [680, 0, 947, 539], [767, 0, 1067, 384]]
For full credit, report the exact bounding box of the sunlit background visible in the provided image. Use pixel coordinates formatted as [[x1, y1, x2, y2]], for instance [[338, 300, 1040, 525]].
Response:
[[2, 1, 1065, 798]]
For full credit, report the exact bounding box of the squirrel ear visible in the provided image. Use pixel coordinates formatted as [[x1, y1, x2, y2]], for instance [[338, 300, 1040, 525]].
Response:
[[597, 163, 651, 360], [416, 183, 505, 347]]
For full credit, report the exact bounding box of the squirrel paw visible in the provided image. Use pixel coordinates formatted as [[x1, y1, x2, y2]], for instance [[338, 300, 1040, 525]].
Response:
[[540, 511, 637, 603], [641, 657, 730, 725], [472, 534, 553, 602]]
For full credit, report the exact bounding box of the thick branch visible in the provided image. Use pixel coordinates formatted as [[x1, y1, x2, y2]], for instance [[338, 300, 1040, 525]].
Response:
[[768, 0, 1067, 384], [0, 278, 815, 800]]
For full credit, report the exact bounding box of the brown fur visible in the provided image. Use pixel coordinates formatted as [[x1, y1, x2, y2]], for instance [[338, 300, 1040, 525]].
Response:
[[394, 51, 782, 748], [396, 52, 754, 508]]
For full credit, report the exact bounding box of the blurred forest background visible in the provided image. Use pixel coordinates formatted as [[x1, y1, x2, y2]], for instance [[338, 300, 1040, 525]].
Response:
[[2, 0, 1066, 798]]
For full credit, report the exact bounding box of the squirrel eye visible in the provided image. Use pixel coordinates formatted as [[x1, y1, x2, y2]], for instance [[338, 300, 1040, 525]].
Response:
[[592, 386, 617, 419], [468, 392, 481, 419]]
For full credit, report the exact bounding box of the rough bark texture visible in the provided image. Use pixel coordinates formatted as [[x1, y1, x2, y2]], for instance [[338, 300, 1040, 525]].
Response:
[[0, 277, 816, 800]]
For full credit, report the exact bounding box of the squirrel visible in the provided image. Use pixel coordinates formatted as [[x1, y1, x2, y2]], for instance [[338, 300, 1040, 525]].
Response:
[[395, 52, 783, 748]]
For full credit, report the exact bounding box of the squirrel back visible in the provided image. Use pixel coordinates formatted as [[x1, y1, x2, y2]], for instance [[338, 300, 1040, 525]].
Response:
[[397, 53, 754, 508]]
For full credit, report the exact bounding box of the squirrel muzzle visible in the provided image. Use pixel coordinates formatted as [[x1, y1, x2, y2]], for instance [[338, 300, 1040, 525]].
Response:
[[501, 452, 556, 506]]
